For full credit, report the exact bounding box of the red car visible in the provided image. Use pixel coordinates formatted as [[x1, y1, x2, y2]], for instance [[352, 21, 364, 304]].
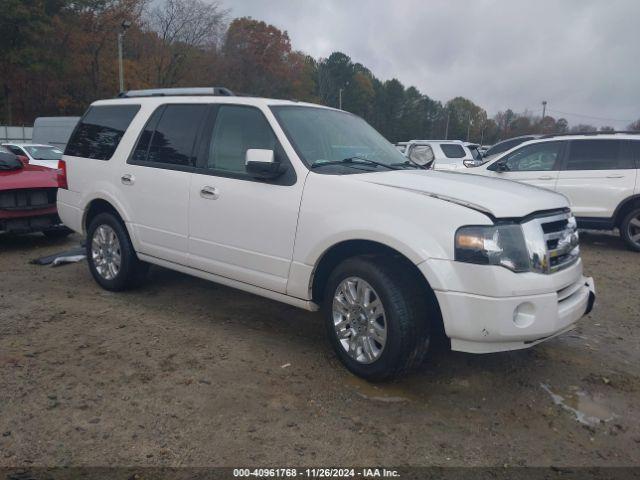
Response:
[[0, 148, 70, 237]]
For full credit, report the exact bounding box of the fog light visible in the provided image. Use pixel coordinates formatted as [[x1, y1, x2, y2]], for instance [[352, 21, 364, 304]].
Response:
[[513, 302, 535, 328]]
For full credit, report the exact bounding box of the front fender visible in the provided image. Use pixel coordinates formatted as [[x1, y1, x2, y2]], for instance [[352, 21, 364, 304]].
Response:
[[288, 173, 491, 299]]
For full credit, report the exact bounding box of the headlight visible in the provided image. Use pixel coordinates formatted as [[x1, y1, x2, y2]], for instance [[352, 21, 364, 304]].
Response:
[[455, 224, 530, 272]]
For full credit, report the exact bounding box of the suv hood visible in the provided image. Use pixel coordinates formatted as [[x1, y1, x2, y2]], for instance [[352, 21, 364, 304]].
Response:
[[352, 169, 568, 218]]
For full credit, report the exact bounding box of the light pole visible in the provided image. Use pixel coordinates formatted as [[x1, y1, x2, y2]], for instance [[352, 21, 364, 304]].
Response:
[[444, 110, 451, 139], [541, 100, 548, 133], [118, 20, 132, 93], [338, 81, 349, 110]]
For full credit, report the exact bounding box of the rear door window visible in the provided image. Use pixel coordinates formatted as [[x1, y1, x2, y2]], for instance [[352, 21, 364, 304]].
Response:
[[130, 104, 208, 167], [565, 140, 633, 170], [65, 105, 140, 160], [440, 144, 466, 158]]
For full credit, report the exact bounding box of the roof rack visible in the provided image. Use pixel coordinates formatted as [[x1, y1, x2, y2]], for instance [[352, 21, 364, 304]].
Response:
[[117, 87, 235, 98], [540, 130, 640, 139]]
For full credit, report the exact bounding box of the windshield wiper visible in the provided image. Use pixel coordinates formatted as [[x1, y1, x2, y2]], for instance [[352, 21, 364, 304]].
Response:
[[390, 159, 429, 170], [311, 156, 398, 170]]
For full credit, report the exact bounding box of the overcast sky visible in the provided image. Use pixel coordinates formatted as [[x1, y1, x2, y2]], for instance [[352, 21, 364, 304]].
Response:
[[228, 0, 640, 127]]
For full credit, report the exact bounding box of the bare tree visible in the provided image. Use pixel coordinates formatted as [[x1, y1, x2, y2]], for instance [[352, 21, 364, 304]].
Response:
[[146, 0, 228, 86], [628, 119, 640, 132]]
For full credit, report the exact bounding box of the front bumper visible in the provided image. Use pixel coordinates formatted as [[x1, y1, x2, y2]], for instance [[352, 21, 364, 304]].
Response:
[[420, 259, 596, 354]]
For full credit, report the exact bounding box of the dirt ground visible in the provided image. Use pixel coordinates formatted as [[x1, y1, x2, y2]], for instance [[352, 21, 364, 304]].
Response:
[[0, 231, 639, 468]]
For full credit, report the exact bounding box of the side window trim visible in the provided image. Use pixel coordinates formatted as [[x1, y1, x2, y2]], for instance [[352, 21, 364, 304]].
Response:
[[127, 103, 211, 172], [193, 103, 297, 186]]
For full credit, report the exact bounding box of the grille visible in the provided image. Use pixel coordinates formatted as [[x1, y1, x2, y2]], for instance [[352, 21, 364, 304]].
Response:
[[539, 211, 580, 273], [0, 188, 57, 210], [521, 210, 580, 274]]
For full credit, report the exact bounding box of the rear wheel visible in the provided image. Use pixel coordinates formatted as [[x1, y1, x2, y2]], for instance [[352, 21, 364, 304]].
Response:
[[86, 213, 148, 290], [323, 256, 432, 381], [621, 206, 640, 252]]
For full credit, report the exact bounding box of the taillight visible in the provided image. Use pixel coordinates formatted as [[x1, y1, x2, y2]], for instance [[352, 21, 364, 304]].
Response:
[[57, 159, 68, 189]]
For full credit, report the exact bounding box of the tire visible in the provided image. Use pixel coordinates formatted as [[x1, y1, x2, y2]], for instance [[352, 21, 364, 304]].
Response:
[[42, 227, 72, 239], [620, 205, 640, 252], [86, 212, 148, 291], [323, 256, 432, 381]]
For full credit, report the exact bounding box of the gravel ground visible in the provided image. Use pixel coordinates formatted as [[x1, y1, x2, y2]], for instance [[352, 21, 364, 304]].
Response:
[[0, 231, 639, 467]]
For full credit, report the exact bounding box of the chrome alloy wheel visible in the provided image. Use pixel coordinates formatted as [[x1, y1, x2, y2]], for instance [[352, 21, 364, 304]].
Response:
[[91, 224, 121, 280], [628, 213, 640, 248], [332, 277, 387, 364]]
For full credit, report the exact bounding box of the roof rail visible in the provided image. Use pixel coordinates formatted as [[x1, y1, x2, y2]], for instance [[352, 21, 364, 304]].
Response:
[[540, 130, 640, 139], [117, 87, 235, 98]]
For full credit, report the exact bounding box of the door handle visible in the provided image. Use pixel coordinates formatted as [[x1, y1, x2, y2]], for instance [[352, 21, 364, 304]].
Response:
[[538, 175, 553, 180], [121, 174, 134, 185], [606, 174, 624, 178], [200, 186, 220, 200]]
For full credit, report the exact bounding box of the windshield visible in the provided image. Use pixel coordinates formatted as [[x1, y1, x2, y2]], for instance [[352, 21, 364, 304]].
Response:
[[24, 145, 63, 160], [484, 137, 532, 158], [270, 106, 408, 172]]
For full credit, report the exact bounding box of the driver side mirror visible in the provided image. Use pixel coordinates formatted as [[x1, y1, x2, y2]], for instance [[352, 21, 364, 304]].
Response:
[[408, 145, 435, 168], [245, 149, 284, 179]]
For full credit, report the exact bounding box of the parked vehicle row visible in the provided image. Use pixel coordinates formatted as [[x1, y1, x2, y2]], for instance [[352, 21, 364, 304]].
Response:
[[2, 143, 63, 169], [57, 88, 595, 380], [396, 132, 640, 251], [397, 139, 482, 170], [468, 133, 640, 251]]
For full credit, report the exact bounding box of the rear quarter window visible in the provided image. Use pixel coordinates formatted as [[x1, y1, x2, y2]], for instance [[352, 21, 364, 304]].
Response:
[[440, 144, 466, 158], [65, 105, 140, 160]]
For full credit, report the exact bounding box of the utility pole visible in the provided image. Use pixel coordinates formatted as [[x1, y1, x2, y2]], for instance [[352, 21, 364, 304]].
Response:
[[444, 110, 451, 140], [117, 20, 132, 93], [466, 112, 472, 142], [338, 81, 349, 110], [541, 100, 548, 133]]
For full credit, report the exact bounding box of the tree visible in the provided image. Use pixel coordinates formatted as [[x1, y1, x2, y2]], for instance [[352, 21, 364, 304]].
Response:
[[570, 124, 598, 133], [344, 71, 375, 118], [628, 119, 640, 132], [317, 52, 355, 107], [221, 17, 301, 98], [443, 97, 487, 142], [147, 0, 228, 87]]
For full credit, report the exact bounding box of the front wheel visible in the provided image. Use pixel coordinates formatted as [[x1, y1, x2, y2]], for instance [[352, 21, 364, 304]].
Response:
[[323, 256, 432, 381], [620, 206, 640, 252], [86, 213, 148, 291]]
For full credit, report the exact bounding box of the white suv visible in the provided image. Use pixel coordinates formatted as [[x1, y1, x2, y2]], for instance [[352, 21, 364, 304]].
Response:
[[57, 88, 595, 380], [397, 140, 480, 170], [469, 134, 640, 251]]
